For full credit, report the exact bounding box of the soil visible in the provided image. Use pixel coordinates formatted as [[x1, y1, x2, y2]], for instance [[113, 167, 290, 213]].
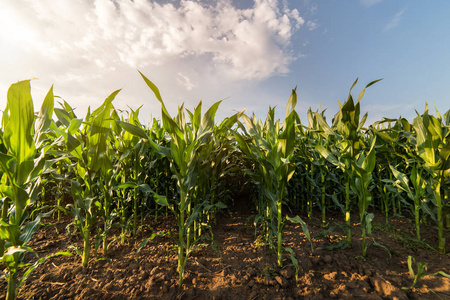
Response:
[[2, 203, 450, 300]]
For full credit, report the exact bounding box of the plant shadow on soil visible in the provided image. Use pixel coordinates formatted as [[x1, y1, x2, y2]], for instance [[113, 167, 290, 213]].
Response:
[[1, 201, 449, 300]]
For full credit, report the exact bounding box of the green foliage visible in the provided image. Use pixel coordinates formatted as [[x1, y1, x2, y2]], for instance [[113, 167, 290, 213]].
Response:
[[138, 71, 239, 286], [1, 75, 448, 299], [403, 255, 450, 289], [412, 105, 450, 253], [0, 81, 56, 300], [233, 88, 300, 267]]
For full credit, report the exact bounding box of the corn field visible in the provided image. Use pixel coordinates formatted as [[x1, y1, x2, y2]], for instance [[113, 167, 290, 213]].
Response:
[[0, 74, 449, 299]]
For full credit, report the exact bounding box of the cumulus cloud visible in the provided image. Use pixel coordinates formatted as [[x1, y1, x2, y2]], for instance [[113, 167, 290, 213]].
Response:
[[1, 0, 305, 80], [0, 0, 307, 117]]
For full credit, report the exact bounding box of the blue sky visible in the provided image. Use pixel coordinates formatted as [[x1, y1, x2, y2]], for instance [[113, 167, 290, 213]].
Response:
[[1, 0, 449, 125]]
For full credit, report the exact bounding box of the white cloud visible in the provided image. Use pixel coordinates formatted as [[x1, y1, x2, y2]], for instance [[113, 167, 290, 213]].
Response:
[[306, 20, 319, 31], [0, 1, 305, 77], [0, 0, 307, 118], [360, 0, 383, 7], [384, 9, 406, 31]]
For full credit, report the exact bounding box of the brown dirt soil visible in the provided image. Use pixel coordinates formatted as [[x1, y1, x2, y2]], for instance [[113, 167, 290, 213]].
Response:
[[1, 205, 449, 300]]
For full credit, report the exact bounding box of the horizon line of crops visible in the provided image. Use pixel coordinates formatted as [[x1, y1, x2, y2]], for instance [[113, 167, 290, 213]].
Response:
[[0, 74, 449, 299]]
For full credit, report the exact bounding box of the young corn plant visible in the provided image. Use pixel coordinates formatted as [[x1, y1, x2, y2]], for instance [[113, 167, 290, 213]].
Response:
[[412, 105, 450, 253], [56, 90, 121, 266], [403, 255, 450, 290], [305, 108, 333, 226], [303, 111, 321, 220], [138, 71, 224, 285], [351, 135, 377, 257], [234, 88, 302, 267], [146, 119, 177, 222], [388, 165, 426, 240], [370, 119, 404, 223], [0, 80, 55, 300], [235, 112, 277, 245], [314, 78, 381, 246], [288, 125, 311, 213], [97, 140, 118, 253], [113, 109, 151, 241], [117, 107, 151, 237], [188, 112, 242, 239]]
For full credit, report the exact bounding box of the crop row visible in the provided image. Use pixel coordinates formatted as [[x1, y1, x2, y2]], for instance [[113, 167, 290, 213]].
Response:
[[0, 74, 448, 299]]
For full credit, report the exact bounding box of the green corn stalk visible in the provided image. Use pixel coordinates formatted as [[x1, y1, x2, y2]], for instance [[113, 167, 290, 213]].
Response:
[[117, 106, 150, 236], [320, 166, 327, 227], [351, 135, 377, 257], [370, 119, 402, 223], [412, 105, 450, 253], [314, 78, 382, 245], [388, 165, 426, 240], [0, 80, 55, 300], [308, 161, 315, 218], [305, 109, 332, 226], [189, 113, 241, 236], [57, 90, 121, 266], [114, 110, 144, 239], [136, 71, 225, 285], [234, 88, 299, 267], [114, 182, 152, 234], [403, 255, 450, 289]]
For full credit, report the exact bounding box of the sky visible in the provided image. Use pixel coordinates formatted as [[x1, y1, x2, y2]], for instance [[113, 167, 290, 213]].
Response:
[[1, 0, 449, 126]]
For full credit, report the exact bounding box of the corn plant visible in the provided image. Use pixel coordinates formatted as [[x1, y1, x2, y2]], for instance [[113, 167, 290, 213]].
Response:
[[138, 71, 226, 285], [403, 255, 450, 289], [314, 78, 381, 245], [146, 119, 177, 222], [0, 80, 54, 299], [303, 110, 321, 220], [116, 107, 152, 237], [234, 111, 278, 245], [351, 135, 377, 256], [412, 105, 450, 253], [3, 73, 450, 295], [287, 124, 312, 214], [234, 88, 302, 267], [97, 140, 118, 253], [304, 109, 334, 226], [113, 110, 150, 241], [388, 165, 426, 240], [370, 119, 404, 223], [57, 90, 121, 266], [188, 113, 243, 240]]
